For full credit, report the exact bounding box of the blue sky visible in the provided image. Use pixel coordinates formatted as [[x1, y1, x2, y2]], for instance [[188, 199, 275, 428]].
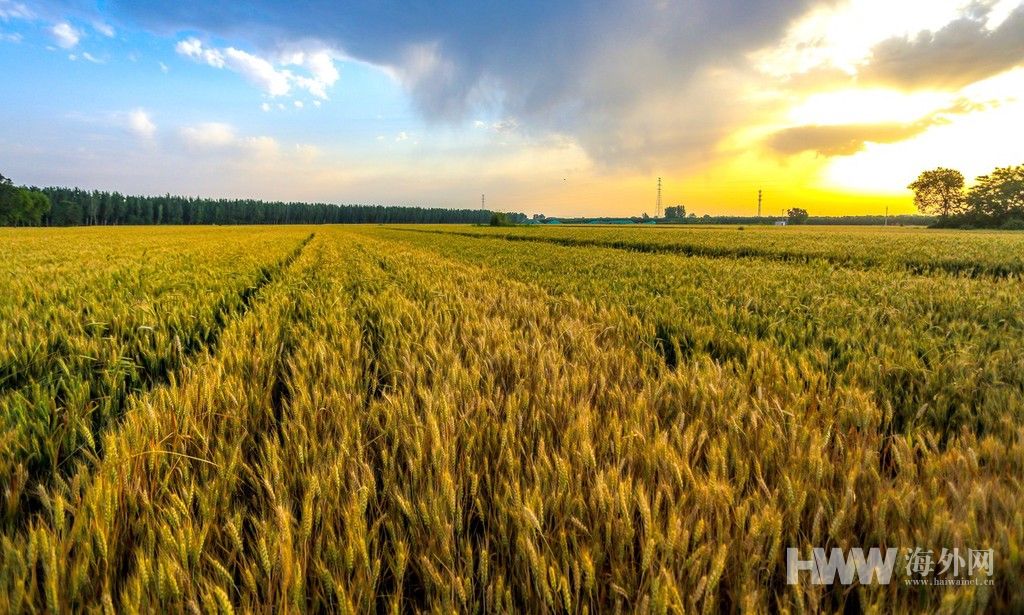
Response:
[[1, 0, 1022, 215]]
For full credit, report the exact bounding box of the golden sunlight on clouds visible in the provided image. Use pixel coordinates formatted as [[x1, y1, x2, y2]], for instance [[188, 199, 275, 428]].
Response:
[[753, 0, 971, 76], [702, 0, 1024, 214], [825, 88, 1024, 194], [820, 66, 1024, 194]]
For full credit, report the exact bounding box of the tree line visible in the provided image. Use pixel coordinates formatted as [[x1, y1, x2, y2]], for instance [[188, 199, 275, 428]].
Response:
[[909, 164, 1024, 229], [0, 175, 510, 227], [0, 174, 51, 226], [39, 187, 498, 226]]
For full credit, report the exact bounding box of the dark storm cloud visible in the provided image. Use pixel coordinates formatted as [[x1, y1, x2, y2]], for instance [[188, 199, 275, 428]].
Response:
[[48, 0, 825, 168], [862, 4, 1024, 90]]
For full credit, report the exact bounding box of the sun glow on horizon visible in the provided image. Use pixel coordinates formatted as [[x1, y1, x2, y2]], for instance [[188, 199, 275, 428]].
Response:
[[719, 2, 1024, 212]]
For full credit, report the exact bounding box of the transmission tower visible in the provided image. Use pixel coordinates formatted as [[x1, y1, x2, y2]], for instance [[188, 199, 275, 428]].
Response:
[[656, 177, 662, 218]]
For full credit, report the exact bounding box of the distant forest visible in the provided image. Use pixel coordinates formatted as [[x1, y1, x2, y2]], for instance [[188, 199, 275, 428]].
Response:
[[39, 187, 504, 226], [0, 179, 508, 226]]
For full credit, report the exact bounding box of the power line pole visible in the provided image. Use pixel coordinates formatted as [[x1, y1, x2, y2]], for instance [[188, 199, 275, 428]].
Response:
[[656, 177, 662, 218], [885, 204, 889, 226], [758, 189, 762, 217], [482, 194, 485, 210]]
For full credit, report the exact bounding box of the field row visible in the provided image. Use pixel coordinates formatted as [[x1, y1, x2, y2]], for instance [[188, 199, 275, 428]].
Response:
[[1, 227, 1020, 612], [0, 227, 314, 531], [402, 224, 1024, 277], [384, 227, 1024, 442]]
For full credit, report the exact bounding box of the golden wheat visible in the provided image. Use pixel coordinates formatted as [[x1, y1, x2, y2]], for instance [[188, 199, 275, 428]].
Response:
[[0, 225, 1020, 613]]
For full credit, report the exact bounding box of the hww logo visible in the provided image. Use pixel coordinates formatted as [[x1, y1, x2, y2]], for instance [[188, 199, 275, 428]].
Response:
[[787, 548, 899, 585]]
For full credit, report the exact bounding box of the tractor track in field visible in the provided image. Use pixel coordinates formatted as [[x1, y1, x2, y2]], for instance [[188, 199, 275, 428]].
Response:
[[388, 227, 1024, 279], [0, 233, 314, 532]]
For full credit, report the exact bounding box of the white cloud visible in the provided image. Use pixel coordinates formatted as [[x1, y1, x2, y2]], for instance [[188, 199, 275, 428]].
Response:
[[82, 51, 103, 64], [51, 22, 80, 49], [179, 121, 282, 161], [306, 51, 339, 84], [176, 38, 341, 100], [93, 21, 114, 38], [293, 100, 304, 108], [175, 37, 201, 57], [292, 76, 323, 97], [395, 131, 409, 142], [180, 122, 237, 148], [177, 37, 289, 95], [127, 109, 156, 139], [986, 0, 1022, 30], [223, 47, 291, 96], [313, 100, 321, 108], [285, 49, 339, 99], [159, 61, 169, 73], [0, 1, 33, 21], [176, 37, 225, 68], [261, 102, 271, 112], [0, 31, 21, 43], [752, 0, 990, 78]]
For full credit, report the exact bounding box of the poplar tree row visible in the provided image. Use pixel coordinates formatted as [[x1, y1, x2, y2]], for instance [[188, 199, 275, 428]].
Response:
[[0, 174, 508, 226], [39, 187, 496, 226]]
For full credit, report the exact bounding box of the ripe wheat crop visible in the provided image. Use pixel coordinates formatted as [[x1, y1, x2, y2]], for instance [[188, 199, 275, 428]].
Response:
[[0, 225, 1020, 613], [403, 224, 1024, 277]]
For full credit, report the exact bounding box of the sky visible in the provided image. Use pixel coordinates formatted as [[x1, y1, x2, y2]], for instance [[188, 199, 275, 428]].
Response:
[[0, 0, 1022, 217]]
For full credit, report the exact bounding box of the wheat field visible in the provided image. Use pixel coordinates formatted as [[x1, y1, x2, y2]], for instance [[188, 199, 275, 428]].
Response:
[[0, 225, 1021, 613]]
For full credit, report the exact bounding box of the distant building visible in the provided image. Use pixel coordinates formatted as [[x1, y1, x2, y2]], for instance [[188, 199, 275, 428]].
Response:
[[775, 220, 788, 226]]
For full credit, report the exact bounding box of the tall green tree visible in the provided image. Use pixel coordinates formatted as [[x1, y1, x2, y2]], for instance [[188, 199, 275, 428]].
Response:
[[664, 205, 686, 219], [0, 174, 49, 225], [0, 173, 18, 225], [966, 165, 1024, 222], [908, 168, 965, 217], [786, 207, 809, 225], [24, 190, 51, 225], [51, 200, 84, 225], [0, 180, 37, 226], [489, 212, 514, 226]]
